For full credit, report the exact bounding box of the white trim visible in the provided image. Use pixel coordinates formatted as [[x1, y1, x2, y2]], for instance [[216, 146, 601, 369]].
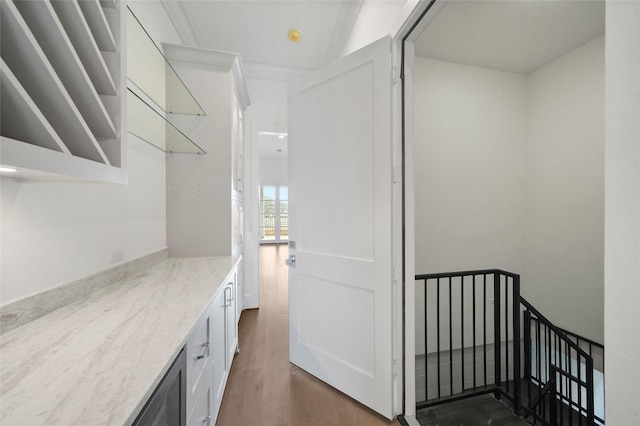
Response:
[[161, 43, 251, 109], [160, 0, 200, 47], [393, 0, 449, 418], [243, 60, 310, 83], [324, 0, 364, 64]]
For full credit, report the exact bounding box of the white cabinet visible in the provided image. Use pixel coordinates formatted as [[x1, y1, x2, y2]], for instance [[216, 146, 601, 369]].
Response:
[[211, 266, 238, 421], [164, 44, 250, 259], [187, 369, 213, 426], [186, 261, 239, 426], [186, 303, 212, 419]]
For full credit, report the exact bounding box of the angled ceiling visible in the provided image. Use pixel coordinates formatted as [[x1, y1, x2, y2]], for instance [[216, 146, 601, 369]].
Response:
[[163, 0, 364, 72], [415, 0, 605, 74]]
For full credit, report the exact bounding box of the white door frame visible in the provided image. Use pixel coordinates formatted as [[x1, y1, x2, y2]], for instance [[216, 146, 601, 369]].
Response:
[[390, 0, 449, 418], [244, 123, 288, 310]]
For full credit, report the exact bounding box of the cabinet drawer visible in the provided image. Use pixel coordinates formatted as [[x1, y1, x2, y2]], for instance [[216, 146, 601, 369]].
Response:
[[186, 307, 212, 400], [187, 368, 213, 426]]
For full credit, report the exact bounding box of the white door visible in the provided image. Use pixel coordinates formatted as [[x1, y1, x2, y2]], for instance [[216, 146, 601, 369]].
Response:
[[287, 36, 394, 419]]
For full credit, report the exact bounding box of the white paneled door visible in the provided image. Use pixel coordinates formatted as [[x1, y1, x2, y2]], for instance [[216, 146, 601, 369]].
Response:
[[287, 36, 394, 419]]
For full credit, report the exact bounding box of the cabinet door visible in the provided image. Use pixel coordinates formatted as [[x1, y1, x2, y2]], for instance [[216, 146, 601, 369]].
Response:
[[187, 367, 213, 426], [224, 278, 237, 372], [211, 287, 227, 412], [186, 302, 212, 414]]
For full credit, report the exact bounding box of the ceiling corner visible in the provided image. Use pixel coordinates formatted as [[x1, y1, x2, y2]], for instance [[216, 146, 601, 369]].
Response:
[[160, 0, 200, 47], [323, 0, 365, 65]]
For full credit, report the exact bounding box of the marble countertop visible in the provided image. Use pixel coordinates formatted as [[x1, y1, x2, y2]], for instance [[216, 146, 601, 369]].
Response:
[[0, 256, 241, 426]]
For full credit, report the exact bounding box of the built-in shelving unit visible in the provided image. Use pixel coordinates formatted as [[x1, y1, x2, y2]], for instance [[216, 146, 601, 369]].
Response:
[[0, 0, 125, 183], [126, 6, 206, 154]]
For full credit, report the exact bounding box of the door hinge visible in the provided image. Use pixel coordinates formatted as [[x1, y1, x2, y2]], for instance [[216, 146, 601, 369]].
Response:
[[392, 67, 401, 86], [392, 165, 402, 184]]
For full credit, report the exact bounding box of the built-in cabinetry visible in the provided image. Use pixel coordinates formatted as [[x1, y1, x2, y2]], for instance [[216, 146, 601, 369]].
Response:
[[186, 263, 239, 425], [132, 260, 240, 426], [0, 0, 126, 183], [164, 44, 250, 261]]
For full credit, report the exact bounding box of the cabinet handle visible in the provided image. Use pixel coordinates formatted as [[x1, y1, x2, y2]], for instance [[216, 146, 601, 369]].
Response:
[[196, 341, 210, 360], [201, 416, 212, 426], [228, 283, 234, 301], [224, 287, 232, 307]]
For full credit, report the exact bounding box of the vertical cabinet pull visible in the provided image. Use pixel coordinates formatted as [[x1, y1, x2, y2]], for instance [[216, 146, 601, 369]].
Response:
[[196, 341, 210, 360], [224, 286, 232, 307]]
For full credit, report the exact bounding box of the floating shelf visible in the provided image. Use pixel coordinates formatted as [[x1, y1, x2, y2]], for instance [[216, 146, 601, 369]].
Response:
[[1, 0, 109, 164], [77, 0, 116, 53], [127, 6, 205, 116], [51, 0, 117, 96], [127, 89, 205, 154], [1, 58, 69, 154]]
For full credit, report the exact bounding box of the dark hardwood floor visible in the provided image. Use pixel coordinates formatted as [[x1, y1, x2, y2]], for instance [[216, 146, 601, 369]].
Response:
[[216, 244, 397, 426]]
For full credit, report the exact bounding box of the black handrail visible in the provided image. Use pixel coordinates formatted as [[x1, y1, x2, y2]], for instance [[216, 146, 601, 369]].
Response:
[[416, 269, 602, 426]]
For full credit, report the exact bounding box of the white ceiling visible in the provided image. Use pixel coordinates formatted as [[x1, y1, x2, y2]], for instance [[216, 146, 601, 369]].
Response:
[[259, 132, 288, 163], [165, 0, 364, 71], [414, 0, 605, 74]]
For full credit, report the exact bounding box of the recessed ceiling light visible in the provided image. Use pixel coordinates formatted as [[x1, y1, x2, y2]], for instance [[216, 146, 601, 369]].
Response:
[[0, 167, 17, 173], [288, 29, 301, 43], [278, 135, 285, 139]]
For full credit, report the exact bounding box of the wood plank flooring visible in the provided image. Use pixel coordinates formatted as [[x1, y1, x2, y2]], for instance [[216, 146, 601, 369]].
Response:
[[216, 244, 398, 426]]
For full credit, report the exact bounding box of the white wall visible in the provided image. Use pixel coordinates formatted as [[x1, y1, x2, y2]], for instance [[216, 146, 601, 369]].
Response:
[[414, 36, 605, 351], [0, 136, 167, 305], [604, 1, 640, 423], [0, 2, 178, 306], [524, 36, 605, 343], [260, 161, 288, 186], [343, 0, 410, 56], [414, 57, 527, 275]]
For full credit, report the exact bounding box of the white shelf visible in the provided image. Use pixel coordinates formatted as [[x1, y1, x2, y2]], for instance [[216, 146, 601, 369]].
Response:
[[99, 0, 117, 9], [51, 0, 116, 96], [77, 0, 116, 53], [1, 0, 109, 164], [1, 58, 69, 155], [1, 136, 126, 183], [15, 0, 116, 141]]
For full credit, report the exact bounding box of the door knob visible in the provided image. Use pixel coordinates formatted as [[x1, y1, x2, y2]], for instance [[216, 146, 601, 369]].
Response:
[[285, 255, 296, 267]]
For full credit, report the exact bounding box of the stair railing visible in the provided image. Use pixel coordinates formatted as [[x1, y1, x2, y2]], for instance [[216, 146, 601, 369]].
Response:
[[415, 269, 603, 426]]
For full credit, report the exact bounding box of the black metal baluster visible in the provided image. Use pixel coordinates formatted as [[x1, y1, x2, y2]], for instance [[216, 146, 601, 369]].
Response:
[[437, 278, 441, 399], [473, 275, 477, 390], [586, 357, 595, 426], [513, 275, 521, 416], [461, 276, 465, 392], [578, 353, 582, 426], [424, 279, 428, 400], [524, 310, 531, 414], [568, 343, 573, 426], [505, 276, 510, 394], [483, 274, 487, 387], [494, 272, 501, 399], [537, 318, 542, 419], [449, 277, 453, 396]]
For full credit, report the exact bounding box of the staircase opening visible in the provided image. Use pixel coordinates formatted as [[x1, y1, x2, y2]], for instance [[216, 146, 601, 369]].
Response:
[[415, 270, 604, 425]]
